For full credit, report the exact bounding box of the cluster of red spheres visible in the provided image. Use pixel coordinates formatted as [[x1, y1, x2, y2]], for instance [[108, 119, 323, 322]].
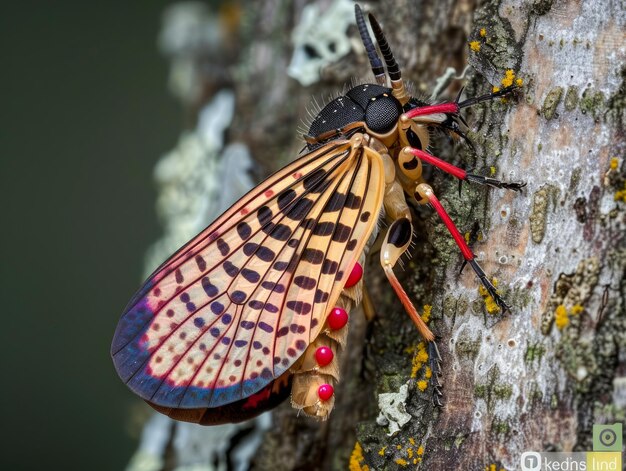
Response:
[[317, 263, 363, 402]]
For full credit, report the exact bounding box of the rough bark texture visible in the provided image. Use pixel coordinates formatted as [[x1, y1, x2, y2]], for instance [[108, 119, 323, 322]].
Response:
[[128, 1, 626, 470]]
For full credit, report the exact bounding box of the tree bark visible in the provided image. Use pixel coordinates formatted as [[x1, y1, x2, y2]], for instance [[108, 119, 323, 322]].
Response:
[[128, 1, 626, 470]]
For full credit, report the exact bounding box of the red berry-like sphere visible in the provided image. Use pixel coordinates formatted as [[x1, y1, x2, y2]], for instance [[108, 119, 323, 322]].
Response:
[[327, 307, 348, 330], [318, 383, 334, 401], [315, 346, 334, 366], [344, 262, 363, 288]]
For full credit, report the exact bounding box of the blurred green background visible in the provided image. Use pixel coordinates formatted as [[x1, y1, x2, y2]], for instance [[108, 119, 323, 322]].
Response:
[[3, 1, 182, 468]]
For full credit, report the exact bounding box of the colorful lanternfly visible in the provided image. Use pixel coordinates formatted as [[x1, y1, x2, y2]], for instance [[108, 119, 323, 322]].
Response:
[[111, 5, 525, 424]]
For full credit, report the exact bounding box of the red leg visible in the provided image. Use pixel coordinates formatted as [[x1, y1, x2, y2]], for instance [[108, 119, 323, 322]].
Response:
[[415, 183, 511, 313], [403, 85, 519, 120], [403, 147, 526, 192]]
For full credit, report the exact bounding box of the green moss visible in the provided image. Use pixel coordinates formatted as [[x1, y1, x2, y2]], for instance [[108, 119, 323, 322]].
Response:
[[492, 419, 511, 435], [579, 87, 605, 118], [564, 86, 579, 111], [474, 384, 487, 398], [529, 186, 550, 243], [455, 336, 482, 360], [606, 67, 626, 126], [551, 394, 558, 409], [525, 342, 546, 363], [493, 384, 513, 399], [542, 87, 563, 120], [568, 167, 582, 192], [380, 374, 405, 394]]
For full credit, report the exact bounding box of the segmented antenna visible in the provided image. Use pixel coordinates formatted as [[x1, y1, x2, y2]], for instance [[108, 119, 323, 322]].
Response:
[[354, 5, 386, 83], [368, 13, 401, 81]]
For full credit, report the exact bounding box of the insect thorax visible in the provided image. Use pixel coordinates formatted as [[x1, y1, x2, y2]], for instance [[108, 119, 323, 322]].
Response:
[[306, 83, 404, 149]]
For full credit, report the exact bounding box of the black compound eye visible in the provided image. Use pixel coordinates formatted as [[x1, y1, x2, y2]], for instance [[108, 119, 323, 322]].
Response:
[[365, 94, 402, 134]]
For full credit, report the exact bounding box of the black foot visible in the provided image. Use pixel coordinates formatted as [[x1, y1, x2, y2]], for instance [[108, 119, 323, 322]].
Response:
[[457, 85, 519, 109], [468, 259, 511, 313], [428, 341, 444, 407], [466, 173, 526, 192]]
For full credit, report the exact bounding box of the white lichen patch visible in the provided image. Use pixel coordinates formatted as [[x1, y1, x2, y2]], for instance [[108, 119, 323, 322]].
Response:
[[377, 382, 412, 436], [288, 0, 355, 86], [143, 90, 254, 276]]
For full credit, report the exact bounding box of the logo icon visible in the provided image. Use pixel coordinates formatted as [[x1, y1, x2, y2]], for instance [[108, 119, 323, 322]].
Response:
[[593, 423, 623, 452], [521, 451, 542, 471]]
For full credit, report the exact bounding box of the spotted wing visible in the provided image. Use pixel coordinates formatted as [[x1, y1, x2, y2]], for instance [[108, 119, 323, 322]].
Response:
[[111, 138, 385, 410]]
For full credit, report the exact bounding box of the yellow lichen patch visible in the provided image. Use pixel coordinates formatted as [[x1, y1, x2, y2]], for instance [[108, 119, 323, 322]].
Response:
[[349, 442, 369, 471], [410, 341, 429, 378], [501, 69, 516, 88], [571, 304, 584, 315], [378, 446, 386, 456], [465, 231, 471, 243], [516, 78, 524, 87], [409, 438, 416, 446], [395, 458, 408, 467], [610, 157, 619, 170], [396, 444, 402, 450], [417, 446, 424, 456], [469, 41, 481, 52], [490, 166, 497, 176], [555, 304, 569, 330], [425, 366, 432, 379], [484, 295, 501, 314], [485, 464, 505, 471], [492, 86, 501, 93], [417, 380, 428, 391], [615, 181, 626, 202], [480, 27, 487, 37], [478, 278, 502, 314], [422, 304, 432, 323], [407, 448, 414, 458]]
